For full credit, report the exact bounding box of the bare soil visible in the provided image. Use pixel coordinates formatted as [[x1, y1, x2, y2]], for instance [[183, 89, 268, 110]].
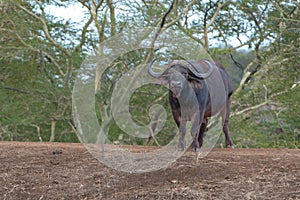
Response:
[[0, 142, 299, 200]]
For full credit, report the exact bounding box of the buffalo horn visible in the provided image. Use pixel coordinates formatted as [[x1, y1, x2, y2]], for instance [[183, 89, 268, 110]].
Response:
[[148, 59, 166, 78], [185, 60, 214, 79]]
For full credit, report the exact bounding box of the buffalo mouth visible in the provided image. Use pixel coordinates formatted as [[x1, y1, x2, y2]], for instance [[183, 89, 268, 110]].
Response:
[[170, 87, 182, 98]]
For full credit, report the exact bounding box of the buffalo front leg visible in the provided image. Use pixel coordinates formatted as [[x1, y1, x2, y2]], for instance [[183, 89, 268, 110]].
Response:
[[177, 120, 187, 151]]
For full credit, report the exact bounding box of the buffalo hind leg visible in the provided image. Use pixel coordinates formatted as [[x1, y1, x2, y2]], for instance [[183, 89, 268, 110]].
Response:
[[198, 118, 208, 148], [191, 113, 202, 152], [191, 122, 200, 152], [222, 97, 233, 148]]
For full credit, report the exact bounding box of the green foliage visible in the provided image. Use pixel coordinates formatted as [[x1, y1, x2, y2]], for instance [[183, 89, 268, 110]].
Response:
[[0, 0, 299, 149], [230, 52, 299, 148]]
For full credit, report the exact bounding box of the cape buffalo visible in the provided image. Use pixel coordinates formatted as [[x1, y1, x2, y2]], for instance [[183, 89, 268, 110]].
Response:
[[148, 59, 233, 151]]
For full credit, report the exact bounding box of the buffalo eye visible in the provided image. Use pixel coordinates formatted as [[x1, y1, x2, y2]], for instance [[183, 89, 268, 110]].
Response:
[[182, 72, 190, 79], [181, 71, 188, 76]]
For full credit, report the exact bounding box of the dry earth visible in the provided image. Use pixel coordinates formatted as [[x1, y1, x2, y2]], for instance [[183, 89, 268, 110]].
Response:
[[0, 142, 299, 200]]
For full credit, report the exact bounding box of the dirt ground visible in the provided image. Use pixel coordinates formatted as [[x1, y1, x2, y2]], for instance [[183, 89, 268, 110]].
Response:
[[0, 142, 299, 200]]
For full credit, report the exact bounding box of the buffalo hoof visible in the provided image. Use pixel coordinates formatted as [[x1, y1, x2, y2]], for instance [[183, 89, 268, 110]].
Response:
[[226, 144, 234, 148], [176, 146, 185, 151], [176, 140, 186, 151]]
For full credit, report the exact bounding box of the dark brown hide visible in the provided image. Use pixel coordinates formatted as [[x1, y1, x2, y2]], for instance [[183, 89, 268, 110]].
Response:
[[148, 60, 233, 151]]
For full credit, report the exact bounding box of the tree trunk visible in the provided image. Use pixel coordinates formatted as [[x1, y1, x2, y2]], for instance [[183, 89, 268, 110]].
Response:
[[49, 119, 56, 142]]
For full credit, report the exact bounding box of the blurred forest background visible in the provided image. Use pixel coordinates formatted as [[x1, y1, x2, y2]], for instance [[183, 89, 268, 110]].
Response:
[[0, 0, 299, 148]]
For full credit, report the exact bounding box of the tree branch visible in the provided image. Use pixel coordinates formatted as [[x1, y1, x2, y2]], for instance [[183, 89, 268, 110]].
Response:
[[231, 100, 272, 116], [107, 0, 116, 36], [203, 0, 230, 51], [233, 83, 295, 117], [164, 0, 197, 29], [74, 13, 94, 52], [235, 60, 256, 93], [18, 2, 71, 57], [30, 124, 42, 142], [177, 23, 205, 47], [0, 85, 33, 94], [145, 0, 177, 63]]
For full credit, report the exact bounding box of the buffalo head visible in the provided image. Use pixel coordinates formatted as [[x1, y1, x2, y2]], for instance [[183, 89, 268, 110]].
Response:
[[148, 60, 214, 98]]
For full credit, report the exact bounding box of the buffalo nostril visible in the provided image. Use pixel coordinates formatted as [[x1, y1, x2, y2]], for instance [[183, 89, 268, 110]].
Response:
[[170, 81, 181, 87]]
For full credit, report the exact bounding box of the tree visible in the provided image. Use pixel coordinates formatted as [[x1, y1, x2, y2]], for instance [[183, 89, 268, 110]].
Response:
[[229, 0, 299, 148], [0, 1, 89, 141], [0, 0, 298, 147]]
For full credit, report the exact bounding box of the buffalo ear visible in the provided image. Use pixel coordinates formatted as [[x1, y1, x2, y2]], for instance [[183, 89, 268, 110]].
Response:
[[156, 75, 169, 85], [189, 79, 203, 89]]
